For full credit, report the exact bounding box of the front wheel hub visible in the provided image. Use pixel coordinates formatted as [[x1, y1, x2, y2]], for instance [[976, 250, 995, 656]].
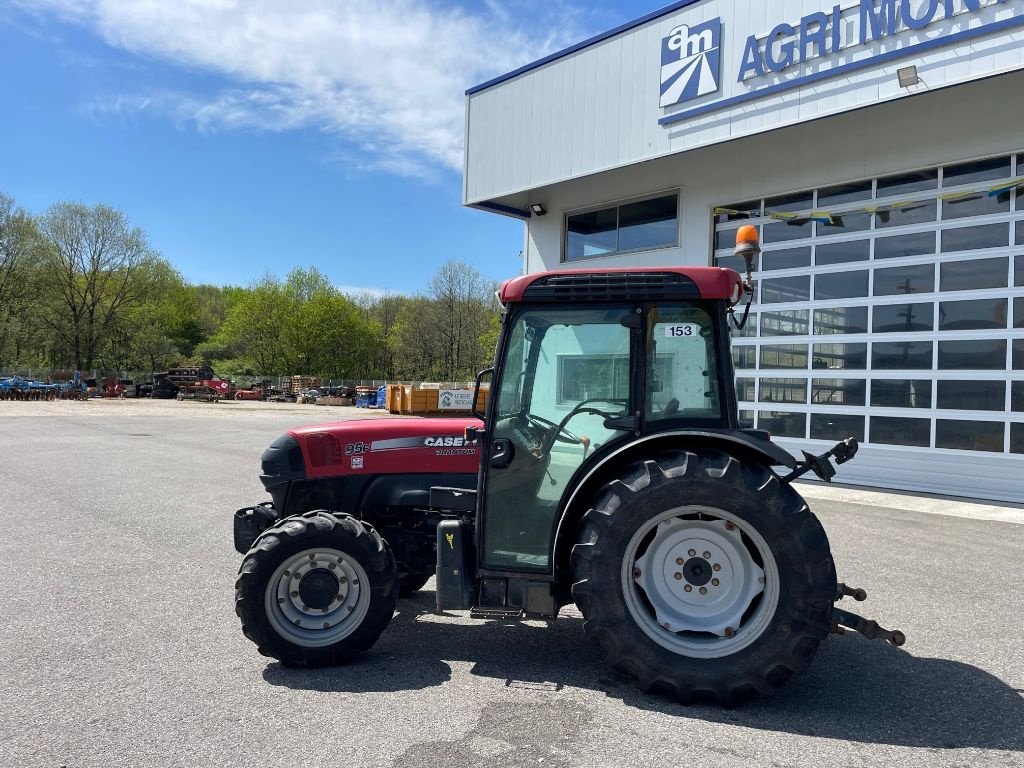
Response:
[[265, 548, 370, 647], [298, 569, 341, 610]]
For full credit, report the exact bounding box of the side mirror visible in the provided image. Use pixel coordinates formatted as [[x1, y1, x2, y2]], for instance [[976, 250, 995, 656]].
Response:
[[471, 367, 493, 421]]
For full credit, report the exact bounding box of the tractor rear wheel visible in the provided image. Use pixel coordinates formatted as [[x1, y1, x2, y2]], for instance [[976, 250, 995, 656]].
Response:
[[235, 511, 398, 667], [571, 449, 836, 705]]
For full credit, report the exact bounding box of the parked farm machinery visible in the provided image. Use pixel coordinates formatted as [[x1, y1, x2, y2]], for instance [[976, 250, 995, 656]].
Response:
[[0, 376, 61, 401]]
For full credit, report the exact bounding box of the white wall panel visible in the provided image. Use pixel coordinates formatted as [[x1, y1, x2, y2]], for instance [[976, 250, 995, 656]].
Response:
[[465, 0, 1024, 205], [520, 72, 1024, 274]]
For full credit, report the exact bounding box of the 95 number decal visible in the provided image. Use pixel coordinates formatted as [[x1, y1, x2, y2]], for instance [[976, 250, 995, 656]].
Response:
[[664, 323, 699, 338]]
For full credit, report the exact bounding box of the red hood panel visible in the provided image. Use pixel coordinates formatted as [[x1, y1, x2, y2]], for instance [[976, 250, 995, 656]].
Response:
[[290, 417, 482, 478]]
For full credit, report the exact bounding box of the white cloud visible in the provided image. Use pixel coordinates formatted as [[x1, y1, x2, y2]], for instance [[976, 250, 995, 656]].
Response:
[[336, 285, 396, 300], [13, 0, 591, 175]]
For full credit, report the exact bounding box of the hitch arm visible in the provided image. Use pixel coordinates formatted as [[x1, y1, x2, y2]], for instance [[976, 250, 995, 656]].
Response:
[[832, 607, 906, 647], [781, 437, 859, 485]]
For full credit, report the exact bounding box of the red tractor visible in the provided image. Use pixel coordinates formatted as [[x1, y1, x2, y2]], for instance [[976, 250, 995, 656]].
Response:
[[233, 229, 902, 704], [234, 384, 265, 401]]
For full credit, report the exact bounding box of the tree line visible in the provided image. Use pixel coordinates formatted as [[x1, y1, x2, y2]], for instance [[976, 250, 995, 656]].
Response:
[[0, 192, 501, 382]]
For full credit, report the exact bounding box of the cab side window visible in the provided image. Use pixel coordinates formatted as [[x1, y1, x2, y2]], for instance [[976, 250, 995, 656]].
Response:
[[647, 307, 720, 421]]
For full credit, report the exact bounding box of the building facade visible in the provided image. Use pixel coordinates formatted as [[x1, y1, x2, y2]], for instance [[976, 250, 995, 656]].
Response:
[[464, 0, 1024, 502]]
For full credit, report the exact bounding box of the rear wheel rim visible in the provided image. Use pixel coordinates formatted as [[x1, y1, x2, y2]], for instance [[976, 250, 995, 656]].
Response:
[[265, 547, 371, 648], [621, 505, 779, 659]]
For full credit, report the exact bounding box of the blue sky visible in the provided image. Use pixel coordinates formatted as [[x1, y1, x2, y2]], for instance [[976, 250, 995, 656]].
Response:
[[0, 0, 659, 295]]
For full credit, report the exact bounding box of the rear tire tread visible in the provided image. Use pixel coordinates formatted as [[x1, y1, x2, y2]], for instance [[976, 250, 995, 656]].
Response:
[[571, 449, 836, 705]]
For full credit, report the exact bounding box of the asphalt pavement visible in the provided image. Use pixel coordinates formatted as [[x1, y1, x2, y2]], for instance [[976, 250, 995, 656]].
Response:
[[1, 399, 1021, 768]]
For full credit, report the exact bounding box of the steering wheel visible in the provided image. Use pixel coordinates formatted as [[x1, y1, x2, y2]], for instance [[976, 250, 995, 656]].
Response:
[[526, 413, 582, 445]]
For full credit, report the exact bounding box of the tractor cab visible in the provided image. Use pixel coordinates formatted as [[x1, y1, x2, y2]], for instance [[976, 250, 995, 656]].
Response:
[[438, 266, 785, 616]]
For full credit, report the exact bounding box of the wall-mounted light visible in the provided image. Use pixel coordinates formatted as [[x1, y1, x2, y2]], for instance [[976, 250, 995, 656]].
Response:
[[530, 203, 547, 216], [897, 65, 920, 88]]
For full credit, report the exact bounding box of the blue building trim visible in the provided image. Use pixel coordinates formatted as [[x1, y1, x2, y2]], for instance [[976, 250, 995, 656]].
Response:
[[659, 14, 1024, 127], [465, 0, 706, 96], [472, 201, 533, 220]]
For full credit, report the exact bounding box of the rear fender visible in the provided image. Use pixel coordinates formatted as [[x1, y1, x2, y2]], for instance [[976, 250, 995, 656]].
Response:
[[550, 430, 796, 595]]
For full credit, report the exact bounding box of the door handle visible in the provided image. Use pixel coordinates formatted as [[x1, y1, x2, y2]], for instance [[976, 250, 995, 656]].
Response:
[[490, 438, 514, 469]]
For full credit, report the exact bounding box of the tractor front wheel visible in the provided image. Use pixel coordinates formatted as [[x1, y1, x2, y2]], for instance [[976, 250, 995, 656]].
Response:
[[571, 449, 836, 705], [235, 511, 398, 667], [398, 571, 433, 597]]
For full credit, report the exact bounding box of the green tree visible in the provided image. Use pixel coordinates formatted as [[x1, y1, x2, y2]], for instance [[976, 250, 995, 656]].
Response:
[[105, 260, 192, 373], [36, 202, 162, 370], [388, 296, 436, 380], [0, 192, 44, 370], [216, 276, 290, 375]]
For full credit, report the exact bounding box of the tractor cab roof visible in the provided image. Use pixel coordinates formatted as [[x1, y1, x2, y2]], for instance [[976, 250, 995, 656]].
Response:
[[498, 266, 743, 305]]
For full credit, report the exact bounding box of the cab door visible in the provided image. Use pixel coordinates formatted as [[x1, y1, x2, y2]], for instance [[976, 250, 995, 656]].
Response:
[[479, 306, 635, 571]]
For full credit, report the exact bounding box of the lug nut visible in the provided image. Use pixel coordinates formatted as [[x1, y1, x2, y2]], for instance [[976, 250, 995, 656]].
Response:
[[352, 579, 359, 586], [725, 522, 735, 531], [283, 570, 290, 577], [758, 576, 765, 584], [724, 627, 735, 638], [322, 622, 330, 629], [339, 576, 347, 584], [713, 564, 721, 572], [675, 557, 684, 565], [293, 572, 301, 579], [699, 587, 707, 595], [336, 558, 344, 564], [712, 578, 720, 587], [703, 551, 711, 559], [674, 572, 683, 580], [684, 585, 693, 593], [633, 567, 642, 578], [347, 605, 354, 612], [290, 591, 299, 597], [277, 597, 285, 604], [293, 619, 301, 626], [308, 554, 315, 560], [688, 549, 696, 557], [662, 622, 671, 629], [328, 563, 336, 570], [336, 594, 344, 601]]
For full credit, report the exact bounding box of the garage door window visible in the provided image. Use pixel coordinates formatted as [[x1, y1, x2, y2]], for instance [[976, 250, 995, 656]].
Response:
[[714, 152, 1021, 454]]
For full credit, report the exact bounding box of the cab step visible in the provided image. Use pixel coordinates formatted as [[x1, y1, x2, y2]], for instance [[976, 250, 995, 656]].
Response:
[[470, 606, 526, 620]]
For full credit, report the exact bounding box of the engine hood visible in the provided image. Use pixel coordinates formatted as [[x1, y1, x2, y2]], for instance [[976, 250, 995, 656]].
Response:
[[288, 417, 483, 478]]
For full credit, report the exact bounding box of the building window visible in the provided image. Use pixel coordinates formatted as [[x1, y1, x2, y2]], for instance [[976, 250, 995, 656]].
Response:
[[813, 378, 866, 406], [935, 420, 1004, 452], [811, 413, 865, 442], [871, 416, 930, 447], [564, 193, 678, 262]]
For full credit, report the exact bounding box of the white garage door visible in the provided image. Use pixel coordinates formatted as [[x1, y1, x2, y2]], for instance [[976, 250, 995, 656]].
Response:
[[713, 153, 1023, 502]]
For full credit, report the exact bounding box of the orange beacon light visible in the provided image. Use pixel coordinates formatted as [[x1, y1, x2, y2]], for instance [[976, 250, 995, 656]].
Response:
[[733, 225, 760, 289], [734, 225, 760, 252]]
